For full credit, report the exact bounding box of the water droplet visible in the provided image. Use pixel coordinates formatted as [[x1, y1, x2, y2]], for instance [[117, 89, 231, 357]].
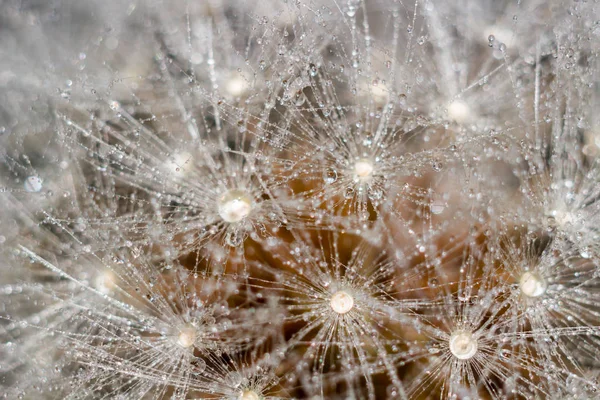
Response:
[[24, 176, 43, 193], [324, 168, 338, 184], [217, 190, 253, 223], [449, 330, 478, 360], [330, 290, 354, 314]]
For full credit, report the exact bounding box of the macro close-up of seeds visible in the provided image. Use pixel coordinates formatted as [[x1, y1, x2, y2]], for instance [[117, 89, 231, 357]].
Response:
[[1, 0, 600, 399]]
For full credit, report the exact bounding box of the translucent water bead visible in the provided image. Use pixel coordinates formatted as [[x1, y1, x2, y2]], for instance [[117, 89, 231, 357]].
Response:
[[447, 100, 472, 124], [24, 176, 43, 193], [449, 330, 478, 360], [177, 325, 197, 348], [330, 290, 354, 314], [519, 272, 547, 298], [239, 390, 261, 400], [94, 270, 117, 295], [217, 190, 253, 223], [353, 159, 374, 180], [224, 74, 249, 98]]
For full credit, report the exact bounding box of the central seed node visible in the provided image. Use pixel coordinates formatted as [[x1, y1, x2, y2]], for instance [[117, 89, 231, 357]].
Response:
[[239, 390, 260, 400], [354, 159, 374, 179], [177, 325, 197, 348], [330, 290, 354, 314], [447, 100, 471, 124], [225, 75, 248, 97], [519, 272, 547, 298], [94, 270, 117, 294], [449, 330, 478, 360], [217, 189, 253, 223]]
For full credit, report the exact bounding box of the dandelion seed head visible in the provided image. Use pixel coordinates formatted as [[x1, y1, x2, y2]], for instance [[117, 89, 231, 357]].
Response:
[[217, 189, 253, 223], [519, 271, 547, 298], [3, 1, 598, 398], [449, 330, 478, 360], [330, 290, 354, 314]]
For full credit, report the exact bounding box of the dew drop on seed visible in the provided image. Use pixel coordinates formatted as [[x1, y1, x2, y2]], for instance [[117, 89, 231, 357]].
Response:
[[330, 290, 354, 314], [217, 190, 253, 223], [430, 200, 446, 214], [177, 325, 197, 348], [449, 330, 478, 360], [239, 390, 261, 400], [24, 176, 43, 193], [324, 168, 338, 184], [354, 159, 374, 179], [519, 272, 547, 298]]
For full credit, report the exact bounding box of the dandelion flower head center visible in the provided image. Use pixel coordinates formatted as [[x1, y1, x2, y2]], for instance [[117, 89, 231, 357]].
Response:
[[177, 325, 197, 348], [330, 290, 354, 314], [519, 272, 547, 298], [449, 330, 478, 360], [239, 390, 261, 400], [354, 159, 374, 180], [217, 189, 253, 223]]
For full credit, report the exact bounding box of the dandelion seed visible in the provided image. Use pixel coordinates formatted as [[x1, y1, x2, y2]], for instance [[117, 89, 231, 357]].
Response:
[[430, 199, 446, 215], [2, 1, 599, 398]]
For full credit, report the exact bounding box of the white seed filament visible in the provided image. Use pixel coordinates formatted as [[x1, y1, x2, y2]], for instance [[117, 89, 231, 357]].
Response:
[[330, 290, 354, 314], [449, 330, 478, 360], [217, 190, 253, 223], [519, 272, 547, 298], [354, 159, 374, 179]]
